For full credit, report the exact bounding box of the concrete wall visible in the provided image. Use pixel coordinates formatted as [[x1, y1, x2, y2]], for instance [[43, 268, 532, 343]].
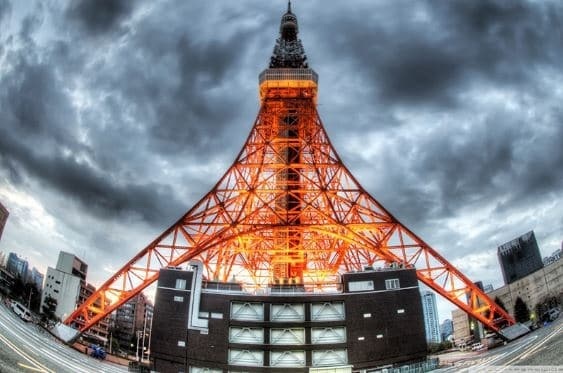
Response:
[[488, 258, 563, 318]]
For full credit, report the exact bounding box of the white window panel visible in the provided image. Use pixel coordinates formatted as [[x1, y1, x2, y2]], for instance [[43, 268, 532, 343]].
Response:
[[230, 302, 264, 321], [189, 367, 222, 373], [175, 278, 187, 290], [311, 327, 346, 344], [270, 351, 306, 367], [385, 278, 400, 290], [229, 327, 264, 344], [270, 328, 305, 345], [311, 302, 345, 321], [312, 349, 347, 367], [228, 349, 263, 366], [348, 280, 374, 292], [270, 303, 305, 322]]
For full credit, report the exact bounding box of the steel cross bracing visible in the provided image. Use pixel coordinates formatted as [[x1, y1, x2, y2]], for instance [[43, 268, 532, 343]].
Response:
[[65, 84, 515, 334]]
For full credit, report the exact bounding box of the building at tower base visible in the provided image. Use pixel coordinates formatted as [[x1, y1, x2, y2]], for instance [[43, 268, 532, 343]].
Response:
[[150, 262, 432, 373]]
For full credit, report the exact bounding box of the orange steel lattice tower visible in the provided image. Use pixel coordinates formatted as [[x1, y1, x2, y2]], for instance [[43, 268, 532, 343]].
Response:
[[65, 3, 514, 335]]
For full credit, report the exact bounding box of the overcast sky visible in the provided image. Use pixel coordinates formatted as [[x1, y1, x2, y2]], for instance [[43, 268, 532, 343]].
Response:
[[1, 0, 562, 323]]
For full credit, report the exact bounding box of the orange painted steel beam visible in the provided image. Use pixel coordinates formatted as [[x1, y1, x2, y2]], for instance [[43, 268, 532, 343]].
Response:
[[64, 78, 514, 335]]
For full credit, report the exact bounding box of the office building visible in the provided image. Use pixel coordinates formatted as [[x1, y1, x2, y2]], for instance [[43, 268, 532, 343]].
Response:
[[489, 256, 562, 320], [6, 252, 29, 280], [421, 291, 441, 344], [0, 202, 8, 241], [498, 231, 543, 285], [41, 251, 110, 342], [440, 319, 453, 341], [150, 263, 428, 372], [114, 292, 153, 356]]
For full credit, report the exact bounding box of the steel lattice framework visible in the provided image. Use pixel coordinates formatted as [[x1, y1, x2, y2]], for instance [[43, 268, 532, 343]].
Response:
[[65, 4, 514, 335]]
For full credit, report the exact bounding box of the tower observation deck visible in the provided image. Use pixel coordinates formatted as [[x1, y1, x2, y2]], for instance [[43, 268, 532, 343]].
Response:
[[64, 2, 515, 343]]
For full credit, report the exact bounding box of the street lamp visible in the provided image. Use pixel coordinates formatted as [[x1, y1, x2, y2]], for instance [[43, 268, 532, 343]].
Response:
[[135, 330, 143, 362], [27, 287, 34, 310]]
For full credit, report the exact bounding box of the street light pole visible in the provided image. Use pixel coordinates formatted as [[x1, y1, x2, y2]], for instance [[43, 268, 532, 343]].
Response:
[[136, 330, 142, 362], [147, 309, 153, 362], [27, 288, 33, 310], [141, 308, 148, 362]]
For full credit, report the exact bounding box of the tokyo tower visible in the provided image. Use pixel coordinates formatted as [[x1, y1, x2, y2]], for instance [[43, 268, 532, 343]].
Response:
[[65, 2, 515, 337]]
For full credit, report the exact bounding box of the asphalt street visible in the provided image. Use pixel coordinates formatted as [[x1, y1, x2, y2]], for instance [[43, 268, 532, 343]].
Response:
[[436, 316, 563, 372], [0, 299, 127, 373], [0, 295, 561, 372]]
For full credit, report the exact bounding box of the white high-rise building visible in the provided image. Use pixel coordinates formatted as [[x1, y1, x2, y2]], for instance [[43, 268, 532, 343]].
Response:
[[40, 251, 87, 320], [421, 290, 441, 344]]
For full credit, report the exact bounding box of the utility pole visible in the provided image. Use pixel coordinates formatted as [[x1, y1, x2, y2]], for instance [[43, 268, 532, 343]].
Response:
[[136, 330, 142, 362], [147, 309, 153, 362], [27, 288, 33, 310], [141, 308, 147, 362]]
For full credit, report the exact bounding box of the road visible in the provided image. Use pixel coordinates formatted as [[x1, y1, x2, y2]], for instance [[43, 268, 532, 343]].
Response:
[[0, 299, 127, 373], [436, 316, 563, 372], [1, 295, 561, 372]]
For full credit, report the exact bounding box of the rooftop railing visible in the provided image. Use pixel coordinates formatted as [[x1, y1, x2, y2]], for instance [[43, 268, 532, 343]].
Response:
[[259, 68, 318, 84]]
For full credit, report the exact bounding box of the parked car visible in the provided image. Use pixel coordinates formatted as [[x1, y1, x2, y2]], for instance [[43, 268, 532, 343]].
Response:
[[547, 308, 560, 321], [11, 301, 32, 322], [471, 342, 486, 351]]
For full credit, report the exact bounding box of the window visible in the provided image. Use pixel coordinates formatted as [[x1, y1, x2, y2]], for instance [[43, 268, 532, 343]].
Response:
[[385, 278, 400, 290], [175, 279, 187, 290]]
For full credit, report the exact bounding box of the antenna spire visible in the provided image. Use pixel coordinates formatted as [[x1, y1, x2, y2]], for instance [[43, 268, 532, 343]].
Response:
[[269, 1, 308, 68]]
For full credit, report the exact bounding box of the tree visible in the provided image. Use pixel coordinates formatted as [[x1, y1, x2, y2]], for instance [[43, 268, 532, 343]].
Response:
[[41, 295, 59, 324], [494, 296, 507, 312], [514, 297, 530, 323]]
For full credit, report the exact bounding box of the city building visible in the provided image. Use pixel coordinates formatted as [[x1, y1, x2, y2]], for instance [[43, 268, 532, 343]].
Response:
[[42, 266, 81, 320], [0, 201, 8, 241], [0, 266, 15, 295], [488, 256, 562, 321], [440, 319, 453, 342], [77, 282, 111, 345], [421, 291, 441, 344], [30, 267, 44, 290], [543, 248, 562, 266], [498, 231, 543, 285], [451, 309, 471, 348], [56, 251, 88, 281], [114, 292, 153, 356], [151, 263, 428, 372], [41, 251, 110, 342], [6, 252, 29, 280]]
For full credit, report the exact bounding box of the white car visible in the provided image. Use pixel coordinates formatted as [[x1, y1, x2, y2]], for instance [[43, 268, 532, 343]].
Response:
[[11, 301, 32, 322]]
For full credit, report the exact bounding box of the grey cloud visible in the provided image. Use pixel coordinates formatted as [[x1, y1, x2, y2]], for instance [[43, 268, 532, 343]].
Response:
[[65, 0, 136, 35], [307, 0, 563, 107], [0, 0, 10, 25]]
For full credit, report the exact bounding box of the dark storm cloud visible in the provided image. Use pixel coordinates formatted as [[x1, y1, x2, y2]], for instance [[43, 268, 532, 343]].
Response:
[[0, 0, 10, 25], [65, 0, 135, 35], [308, 0, 563, 107], [0, 21, 186, 225]]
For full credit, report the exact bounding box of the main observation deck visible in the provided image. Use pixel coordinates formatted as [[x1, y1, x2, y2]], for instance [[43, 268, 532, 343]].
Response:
[[259, 68, 318, 103]]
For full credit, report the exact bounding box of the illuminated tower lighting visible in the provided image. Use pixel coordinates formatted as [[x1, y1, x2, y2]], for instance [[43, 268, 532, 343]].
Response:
[[65, 3, 514, 337]]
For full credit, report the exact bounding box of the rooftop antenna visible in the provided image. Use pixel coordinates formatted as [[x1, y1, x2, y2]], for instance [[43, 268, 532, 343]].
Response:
[[288, 0, 292, 13]]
